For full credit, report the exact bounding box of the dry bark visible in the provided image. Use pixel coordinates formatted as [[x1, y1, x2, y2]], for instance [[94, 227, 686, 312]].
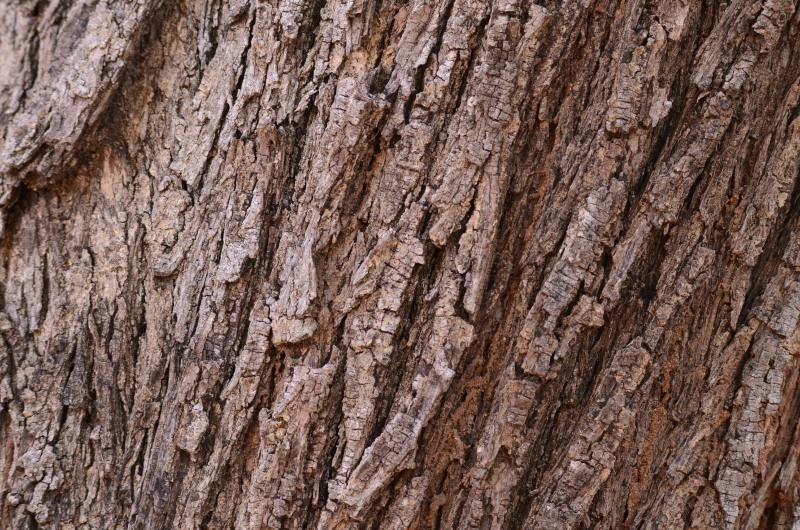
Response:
[[1, 0, 800, 528]]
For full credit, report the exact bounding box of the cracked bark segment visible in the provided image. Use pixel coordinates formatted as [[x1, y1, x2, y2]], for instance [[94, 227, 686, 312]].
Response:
[[752, 0, 796, 49], [732, 113, 800, 267], [605, 20, 670, 134], [333, 206, 427, 495], [520, 179, 626, 377], [453, 369, 541, 529], [525, 339, 652, 529], [236, 362, 336, 529], [219, 301, 272, 407], [247, 0, 318, 124], [147, 179, 193, 277], [450, 2, 549, 317], [324, 261, 474, 528], [270, 77, 387, 345], [360, 0, 501, 230], [603, 91, 736, 305], [0, 0, 163, 226], [691, 0, 764, 90], [1, 0, 161, 173], [645, 241, 716, 347], [215, 149, 268, 284], [162, 299, 273, 529], [427, 0, 547, 249], [715, 259, 800, 529]]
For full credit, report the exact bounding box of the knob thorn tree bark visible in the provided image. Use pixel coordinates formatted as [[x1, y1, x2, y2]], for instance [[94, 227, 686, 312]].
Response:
[[1, 0, 800, 528]]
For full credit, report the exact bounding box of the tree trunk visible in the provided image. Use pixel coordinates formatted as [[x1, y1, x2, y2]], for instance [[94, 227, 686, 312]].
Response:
[[1, 0, 799, 528]]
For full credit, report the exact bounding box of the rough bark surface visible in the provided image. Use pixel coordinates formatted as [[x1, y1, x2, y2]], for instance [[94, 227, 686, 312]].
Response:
[[1, 0, 800, 528]]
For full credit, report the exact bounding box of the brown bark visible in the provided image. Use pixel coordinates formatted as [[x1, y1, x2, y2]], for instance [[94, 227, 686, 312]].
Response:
[[1, 0, 799, 528]]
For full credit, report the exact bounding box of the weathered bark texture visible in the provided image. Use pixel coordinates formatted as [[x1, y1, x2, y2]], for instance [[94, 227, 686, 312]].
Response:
[[1, 0, 800, 528]]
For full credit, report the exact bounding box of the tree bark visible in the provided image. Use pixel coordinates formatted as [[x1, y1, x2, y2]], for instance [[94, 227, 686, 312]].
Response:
[[1, 0, 799, 528]]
